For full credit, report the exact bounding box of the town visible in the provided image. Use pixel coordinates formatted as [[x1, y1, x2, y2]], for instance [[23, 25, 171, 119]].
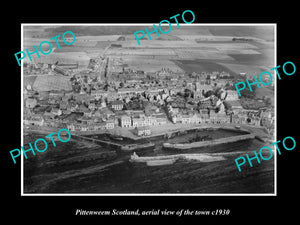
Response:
[[23, 58, 274, 140]]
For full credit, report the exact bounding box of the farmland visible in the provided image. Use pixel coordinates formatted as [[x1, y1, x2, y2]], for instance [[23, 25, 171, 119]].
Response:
[[23, 25, 275, 101]]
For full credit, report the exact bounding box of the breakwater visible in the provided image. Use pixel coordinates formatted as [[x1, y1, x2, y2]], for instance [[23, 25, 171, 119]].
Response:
[[130, 153, 225, 163], [71, 126, 255, 152], [72, 134, 123, 150], [72, 134, 154, 152], [163, 133, 255, 150]]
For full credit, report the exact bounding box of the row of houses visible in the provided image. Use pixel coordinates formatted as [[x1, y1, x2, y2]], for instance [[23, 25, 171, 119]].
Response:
[[66, 119, 115, 132], [166, 102, 262, 126], [120, 114, 168, 128], [170, 111, 230, 125]]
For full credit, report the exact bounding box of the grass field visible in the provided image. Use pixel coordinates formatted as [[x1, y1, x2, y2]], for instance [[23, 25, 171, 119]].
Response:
[[173, 59, 239, 76], [33, 75, 72, 91], [23, 25, 275, 101]]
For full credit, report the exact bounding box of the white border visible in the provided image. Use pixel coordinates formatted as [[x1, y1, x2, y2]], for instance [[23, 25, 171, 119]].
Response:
[[21, 23, 277, 196]]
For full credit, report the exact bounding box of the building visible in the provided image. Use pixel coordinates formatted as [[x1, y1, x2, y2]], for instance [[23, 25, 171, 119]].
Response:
[[120, 115, 132, 128], [219, 71, 231, 78], [59, 101, 68, 110], [155, 114, 168, 125], [105, 119, 115, 129], [117, 88, 144, 98], [91, 90, 108, 100], [94, 107, 115, 119], [77, 104, 90, 114], [200, 109, 210, 123], [88, 103, 97, 111], [50, 107, 62, 116], [134, 126, 151, 136], [132, 117, 145, 127], [74, 93, 91, 104], [247, 116, 261, 126], [198, 97, 212, 109], [210, 72, 218, 80], [210, 110, 230, 124], [67, 102, 78, 112], [225, 90, 239, 101], [181, 114, 190, 124], [178, 113, 201, 124], [231, 114, 247, 125], [24, 114, 44, 126], [224, 100, 243, 113], [111, 100, 124, 111]]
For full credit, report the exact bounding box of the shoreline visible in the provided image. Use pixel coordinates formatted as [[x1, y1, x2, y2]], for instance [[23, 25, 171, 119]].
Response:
[[24, 123, 270, 152]]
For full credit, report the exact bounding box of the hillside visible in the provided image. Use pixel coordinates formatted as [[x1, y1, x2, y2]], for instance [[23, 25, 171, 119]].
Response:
[[24, 25, 274, 42]]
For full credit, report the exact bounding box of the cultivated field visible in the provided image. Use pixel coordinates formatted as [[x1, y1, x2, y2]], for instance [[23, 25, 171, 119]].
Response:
[[23, 25, 275, 99], [33, 75, 72, 91]]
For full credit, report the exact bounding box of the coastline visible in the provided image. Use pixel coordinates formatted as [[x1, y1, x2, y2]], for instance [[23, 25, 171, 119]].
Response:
[[24, 122, 270, 151]]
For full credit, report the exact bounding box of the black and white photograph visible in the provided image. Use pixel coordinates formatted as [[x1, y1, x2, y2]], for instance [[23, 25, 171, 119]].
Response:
[[21, 24, 276, 195], [4, 4, 298, 223]]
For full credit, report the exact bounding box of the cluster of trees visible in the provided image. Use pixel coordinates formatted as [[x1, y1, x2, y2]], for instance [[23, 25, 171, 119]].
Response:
[[240, 98, 266, 110]]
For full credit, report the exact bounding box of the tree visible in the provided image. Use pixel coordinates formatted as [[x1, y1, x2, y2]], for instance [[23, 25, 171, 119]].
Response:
[[265, 97, 272, 106], [239, 87, 256, 98], [184, 88, 193, 98], [119, 82, 125, 88], [103, 84, 110, 91], [203, 90, 214, 98]]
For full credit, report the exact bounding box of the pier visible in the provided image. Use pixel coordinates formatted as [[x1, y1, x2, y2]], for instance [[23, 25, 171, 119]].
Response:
[[163, 133, 255, 150], [72, 134, 123, 150], [130, 152, 226, 163]]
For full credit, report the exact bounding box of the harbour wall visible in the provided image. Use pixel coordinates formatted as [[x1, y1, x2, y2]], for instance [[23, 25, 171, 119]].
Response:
[[72, 134, 123, 150], [130, 153, 225, 163], [163, 133, 255, 150]]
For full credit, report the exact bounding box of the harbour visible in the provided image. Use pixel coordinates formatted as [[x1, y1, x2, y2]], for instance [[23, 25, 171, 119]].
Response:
[[23, 124, 274, 194]]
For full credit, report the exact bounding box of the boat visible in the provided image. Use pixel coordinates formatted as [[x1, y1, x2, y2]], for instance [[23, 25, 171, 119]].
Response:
[[130, 152, 176, 162], [109, 131, 124, 141], [110, 134, 124, 141], [121, 144, 138, 151], [165, 132, 173, 139], [130, 152, 177, 166], [146, 159, 177, 166], [121, 142, 155, 151], [129, 152, 225, 165]]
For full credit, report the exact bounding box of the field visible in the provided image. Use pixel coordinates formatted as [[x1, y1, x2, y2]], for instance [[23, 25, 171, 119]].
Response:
[[23, 25, 275, 101], [120, 56, 184, 73], [33, 75, 72, 91], [24, 52, 91, 66], [173, 59, 239, 76], [23, 25, 274, 66]]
